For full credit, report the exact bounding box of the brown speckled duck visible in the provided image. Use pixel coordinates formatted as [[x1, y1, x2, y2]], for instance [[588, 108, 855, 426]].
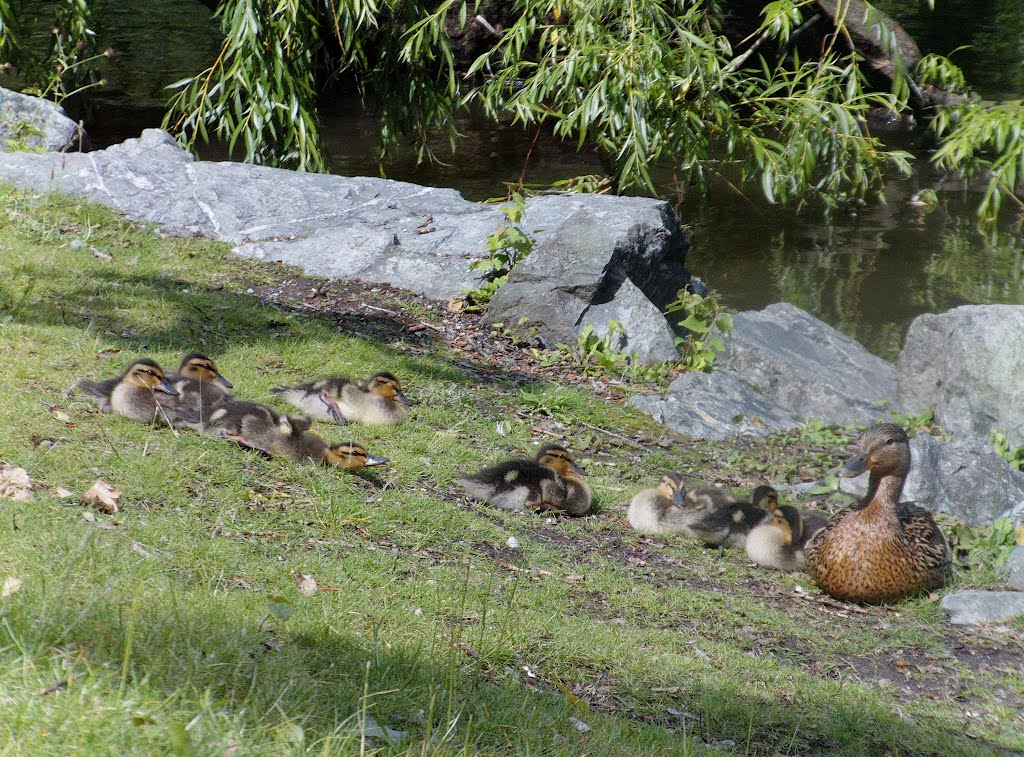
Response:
[[78, 359, 179, 424], [459, 444, 592, 516], [805, 423, 952, 604]]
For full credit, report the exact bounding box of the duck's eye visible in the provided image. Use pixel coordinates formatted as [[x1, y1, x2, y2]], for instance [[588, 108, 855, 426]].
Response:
[[885, 438, 895, 445]]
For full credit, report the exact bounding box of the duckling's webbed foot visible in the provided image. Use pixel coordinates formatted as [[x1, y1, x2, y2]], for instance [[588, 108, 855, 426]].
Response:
[[318, 390, 347, 424], [533, 501, 564, 514]]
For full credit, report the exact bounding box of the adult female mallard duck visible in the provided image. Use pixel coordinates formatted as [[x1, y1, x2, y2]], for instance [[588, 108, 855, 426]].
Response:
[[459, 444, 592, 516], [805, 423, 952, 604], [271, 372, 412, 426], [78, 359, 179, 424]]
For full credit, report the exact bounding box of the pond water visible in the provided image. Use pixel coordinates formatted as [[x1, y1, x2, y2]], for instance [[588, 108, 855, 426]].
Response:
[[8, 0, 1024, 361]]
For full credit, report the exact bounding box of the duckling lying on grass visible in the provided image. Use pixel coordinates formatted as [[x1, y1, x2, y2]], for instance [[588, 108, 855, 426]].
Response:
[[208, 400, 388, 469], [805, 423, 952, 604], [460, 444, 592, 516], [746, 504, 807, 571], [271, 372, 412, 426], [627, 472, 689, 534], [78, 358, 179, 424], [684, 485, 775, 550], [165, 353, 234, 431]]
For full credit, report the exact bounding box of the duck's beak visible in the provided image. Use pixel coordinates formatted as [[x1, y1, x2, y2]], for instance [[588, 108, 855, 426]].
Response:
[[318, 391, 346, 424], [216, 374, 233, 389], [156, 379, 179, 396], [838, 453, 868, 478], [569, 462, 587, 476], [397, 392, 413, 407], [673, 487, 686, 506], [364, 455, 390, 467]]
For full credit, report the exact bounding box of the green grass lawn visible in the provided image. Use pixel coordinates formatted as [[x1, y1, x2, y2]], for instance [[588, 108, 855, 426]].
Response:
[[0, 185, 1021, 755]]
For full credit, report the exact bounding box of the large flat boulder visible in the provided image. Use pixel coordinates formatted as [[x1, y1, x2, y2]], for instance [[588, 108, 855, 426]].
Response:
[[716, 303, 896, 426], [482, 201, 688, 363], [0, 129, 693, 317], [630, 371, 802, 440], [897, 305, 1024, 447], [0, 87, 83, 152], [838, 432, 1024, 525], [940, 590, 1024, 625]]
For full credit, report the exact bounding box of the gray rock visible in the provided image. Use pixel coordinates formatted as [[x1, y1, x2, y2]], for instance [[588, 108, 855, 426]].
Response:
[[630, 371, 802, 440], [716, 303, 895, 426], [897, 305, 1024, 447], [940, 589, 1024, 625], [0, 130, 692, 317], [839, 433, 1024, 525], [482, 200, 689, 364], [1004, 546, 1024, 591], [0, 87, 83, 152]]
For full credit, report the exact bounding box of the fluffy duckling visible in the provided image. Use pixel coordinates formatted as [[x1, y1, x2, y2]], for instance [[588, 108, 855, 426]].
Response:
[[627, 472, 690, 534], [165, 353, 234, 431], [78, 359, 179, 423], [805, 424, 952, 604], [168, 353, 233, 390], [271, 372, 412, 426], [209, 401, 388, 469], [750, 484, 829, 550], [459, 444, 592, 516], [684, 486, 773, 549], [746, 505, 806, 571]]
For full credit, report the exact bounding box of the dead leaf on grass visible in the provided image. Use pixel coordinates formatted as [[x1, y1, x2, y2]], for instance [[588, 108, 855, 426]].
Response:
[[90, 245, 113, 261], [0, 464, 33, 501], [48, 406, 72, 423], [81, 479, 121, 513], [292, 572, 318, 596], [55, 487, 74, 498], [2, 576, 22, 598]]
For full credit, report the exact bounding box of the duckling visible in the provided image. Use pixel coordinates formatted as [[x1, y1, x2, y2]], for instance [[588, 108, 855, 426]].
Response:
[[209, 401, 388, 469], [78, 359, 179, 424], [684, 487, 773, 549], [167, 353, 233, 390], [271, 372, 412, 425], [627, 472, 690, 534], [805, 423, 952, 604], [751, 484, 829, 550], [459, 444, 592, 516], [746, 505, 806, 571], [164, 353, 234, 431]]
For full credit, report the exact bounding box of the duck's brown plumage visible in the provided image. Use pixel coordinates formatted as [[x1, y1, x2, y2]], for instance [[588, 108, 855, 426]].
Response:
[[627, 472, 690, 534], [805, 423, 951, 604], [78, 359, 179, 424]]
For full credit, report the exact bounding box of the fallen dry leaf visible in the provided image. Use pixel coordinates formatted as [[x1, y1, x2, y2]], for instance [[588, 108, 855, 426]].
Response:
[[55, 487, 74, 499], [0, 464, 33, 501], [2, 576, 22, 598], [49, 406, 72, 423], [81, 479, 121, 513], [293, 572, 318, 596], [90, 245, 113, 261]]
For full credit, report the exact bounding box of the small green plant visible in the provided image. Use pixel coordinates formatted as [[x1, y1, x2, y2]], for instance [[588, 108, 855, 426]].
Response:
[[664, 290, 733, 372], [517, 388, 575, 422], [0, 121, 45, 152], [460, 194, 534, 312], [946, 518, 1023, 569], [563, 322, 673, 383], [991, 431, 1024, 470], [889, 406, 940, 436], [797, 420, 847, 448]]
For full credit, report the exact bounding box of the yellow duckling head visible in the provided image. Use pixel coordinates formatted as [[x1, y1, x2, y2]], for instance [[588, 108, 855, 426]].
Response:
[[125, 359, 178, 395], [838, 423, 910, 479], [655, 472, 687, 505], [536, 444, 586, 478], [751, 484, 780, 513], [178, 352, 233, 389], [324, 442, 389, 470], [368, 372, 413, 407]]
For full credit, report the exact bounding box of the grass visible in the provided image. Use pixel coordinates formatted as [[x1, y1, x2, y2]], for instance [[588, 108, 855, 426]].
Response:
[[0, 184, 1022, 755]]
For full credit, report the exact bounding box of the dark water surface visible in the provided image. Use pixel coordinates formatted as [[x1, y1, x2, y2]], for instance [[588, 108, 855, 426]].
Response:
[[10, 0, 1024, 361]]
